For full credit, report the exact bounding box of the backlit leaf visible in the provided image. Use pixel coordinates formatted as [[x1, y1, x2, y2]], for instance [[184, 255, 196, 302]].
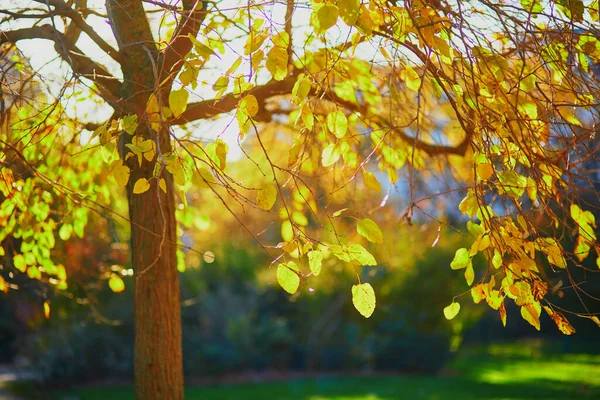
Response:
[[322, 144, 340, 167], [444, 302, 461, 320], [352, 283, 376, 318], [277, 262, 300, 294], [308, 250, 323, 276], [312, 4, 339, 34], [266, 47, 288, 81], [257, 184, 277, 211], [109, 274, 125, 293], [58, 223, 73, 241], [326, 111, 348, 139], [169, 88, 189, 118], [239, 94, 259, 117], [450, 248, 470, 270], [357, 218, 383, 244], [363, 171, 381, 192]]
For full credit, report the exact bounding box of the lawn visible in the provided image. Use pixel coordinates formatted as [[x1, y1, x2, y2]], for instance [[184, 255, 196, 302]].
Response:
[[45, 341, 600, 400]]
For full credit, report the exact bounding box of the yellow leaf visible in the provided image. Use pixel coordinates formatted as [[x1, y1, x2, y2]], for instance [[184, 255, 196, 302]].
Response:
[[169, 88, 189, 118], [492, 249, 503, 269], [308, 250, 323, 276], [521, 303, 541, 331], [266, 47, 288, 81], [499, 301, 507, 327], [363, 171, 381, 192], [471, 284, 486, 304], [543, 306, 576, 335], [239, 94, 259, 117], [326, 111, 348, 138], [0, 275, 8, 293], [44, 300, 51, 319], [257, 184, 277, 211], [109, 274, 125, 293], [159, 178, 167, 193], [477, 163, 493, 180], [277, 262, 300, 294], [111, 159, 130, 187], [356, 218, 383, 244], [321, 144, 340, 167], [486, 290, 503, 310], [404, 64, 421, 92], [312, 4, 339, 34], [133, 178, 151, 194], [281, 220, 294, 242], [352, 283, 376, 318], [464, 262, 474, 286], [450, 248, 470, 270], [444, 302, 460, 320]]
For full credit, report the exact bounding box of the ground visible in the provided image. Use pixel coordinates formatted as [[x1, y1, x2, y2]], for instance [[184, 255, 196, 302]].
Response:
[[9, 340, 600, 399]]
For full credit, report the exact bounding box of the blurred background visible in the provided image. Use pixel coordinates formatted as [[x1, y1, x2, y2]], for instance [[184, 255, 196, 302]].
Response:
[[2, 166, 600, 399]]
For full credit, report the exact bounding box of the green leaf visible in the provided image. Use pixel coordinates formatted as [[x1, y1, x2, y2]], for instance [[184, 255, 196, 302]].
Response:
[[292, 74, 311, 104], [120, 114, 138, 135], [277, 262, 300, 294], [321, 144, 340, 167], [169, 88, 189, 118], [308, 250, 323, 276], [444, 302, 461, 320], [347, 244, 377, 265], [257, 184, 277, 211], [464, 262, 474, 286], [58, 223, 73, 241], [326, 111, 348, 138], [450, 248, 470, 270], [109, 274, 125, 293], [206, 139, 228, 170], [331, 244, 377, 266], [352, 283, 376, 318], [357, 218, 383, 244], [13, 254, 26, 273]]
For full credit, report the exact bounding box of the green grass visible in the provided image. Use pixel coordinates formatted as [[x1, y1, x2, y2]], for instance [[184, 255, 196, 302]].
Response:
[[45, 341, 600, 400]]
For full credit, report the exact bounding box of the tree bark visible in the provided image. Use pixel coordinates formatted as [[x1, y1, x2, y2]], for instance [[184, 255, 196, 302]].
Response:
[[128, 148, 184, 400], [106, 1, 184, 398]]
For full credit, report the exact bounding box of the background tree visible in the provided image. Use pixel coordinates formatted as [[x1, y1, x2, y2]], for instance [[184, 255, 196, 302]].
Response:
[[1, 0, 599, 399]]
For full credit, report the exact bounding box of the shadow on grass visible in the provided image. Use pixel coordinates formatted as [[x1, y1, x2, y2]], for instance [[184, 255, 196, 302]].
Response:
[[48, 374, 600, 400]]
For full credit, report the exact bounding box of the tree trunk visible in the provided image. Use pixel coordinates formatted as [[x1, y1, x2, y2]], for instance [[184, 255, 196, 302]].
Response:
[[128, 154, 184, 400], [106, 1, 185, 398]]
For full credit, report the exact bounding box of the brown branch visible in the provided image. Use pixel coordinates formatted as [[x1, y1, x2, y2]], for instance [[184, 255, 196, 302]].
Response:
[[320, 87, 472, 156], [0, 25, 122, 107], [159, 0, 208, 90], [170, 74, 299, 124], [172, 68, 472, 156], [33, 0, 121, 63], [284, 0, 294, 64]]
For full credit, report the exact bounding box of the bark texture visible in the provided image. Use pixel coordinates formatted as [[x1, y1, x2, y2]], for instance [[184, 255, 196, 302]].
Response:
[[106, 1, 184, 398]]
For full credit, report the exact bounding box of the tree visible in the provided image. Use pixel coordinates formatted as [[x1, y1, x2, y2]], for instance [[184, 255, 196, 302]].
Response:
[[1, 0, 599, 398]]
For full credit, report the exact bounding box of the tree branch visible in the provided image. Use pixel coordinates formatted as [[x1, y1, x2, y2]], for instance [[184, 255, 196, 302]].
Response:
[[284, 0, 294, 64], [159, 0, 208, 91], [33, 0, 121, 63], [170, 75, 299, 125], [0, 25, 122, 107]]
